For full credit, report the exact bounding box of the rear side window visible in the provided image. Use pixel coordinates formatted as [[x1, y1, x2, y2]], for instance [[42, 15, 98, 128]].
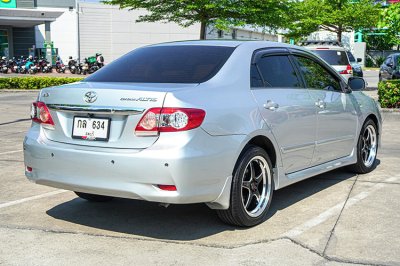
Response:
[[85, 46, 235, 83], [312, 50, 349, 65], [346, 52, 356, 63], [255, 55, 302, 88]]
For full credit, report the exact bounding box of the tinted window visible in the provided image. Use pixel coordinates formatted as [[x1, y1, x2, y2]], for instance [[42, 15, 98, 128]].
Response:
[[346, 52, 356, 63], [295, 56, 341, 91], [85, 46, 235, 83], [385, 56, 393, 65], [312, 50, 349, 65], [250, 64, 264, 87], [256, 55, 301, 88]]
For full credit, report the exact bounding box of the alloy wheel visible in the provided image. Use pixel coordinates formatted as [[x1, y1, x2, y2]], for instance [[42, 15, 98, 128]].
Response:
[[361, 124, 377, 167], [241, 156, 272, 218]]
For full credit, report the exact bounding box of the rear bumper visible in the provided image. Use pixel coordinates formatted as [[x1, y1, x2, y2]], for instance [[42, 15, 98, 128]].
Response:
[[24, 125, 244, 207]]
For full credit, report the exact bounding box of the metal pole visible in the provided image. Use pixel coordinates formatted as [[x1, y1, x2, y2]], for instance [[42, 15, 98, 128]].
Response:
[[76, 1, 81, 61]]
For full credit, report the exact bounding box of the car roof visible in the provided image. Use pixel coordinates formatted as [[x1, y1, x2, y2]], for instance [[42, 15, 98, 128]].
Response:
[[306, 45, 346, 51], [147, 40, 305, 50]]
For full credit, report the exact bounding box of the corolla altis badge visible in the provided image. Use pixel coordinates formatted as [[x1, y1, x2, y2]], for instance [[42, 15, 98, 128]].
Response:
[[84, 91, 98, 103]]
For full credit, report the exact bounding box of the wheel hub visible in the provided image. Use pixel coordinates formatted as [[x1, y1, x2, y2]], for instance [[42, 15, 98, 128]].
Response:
[[241, 156, 272, 218]]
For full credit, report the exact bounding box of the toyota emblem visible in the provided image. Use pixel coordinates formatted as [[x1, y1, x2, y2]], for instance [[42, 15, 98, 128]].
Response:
[[84, 91, 97, 103]]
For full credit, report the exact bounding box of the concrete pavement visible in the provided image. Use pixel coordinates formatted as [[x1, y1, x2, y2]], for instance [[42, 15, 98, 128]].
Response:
[[0, 80, 399, 265]]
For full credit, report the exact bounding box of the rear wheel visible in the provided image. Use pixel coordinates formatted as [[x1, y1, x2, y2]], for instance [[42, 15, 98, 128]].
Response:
[[216, 146, 274, 227], [75, 192, 114, 202], [350, 119, 378, 174]]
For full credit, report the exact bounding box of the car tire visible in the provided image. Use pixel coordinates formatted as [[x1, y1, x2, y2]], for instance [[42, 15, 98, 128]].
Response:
[[350, 119, 378, 174], [75, 192, 114, 202], [216, 145, 274, 227]]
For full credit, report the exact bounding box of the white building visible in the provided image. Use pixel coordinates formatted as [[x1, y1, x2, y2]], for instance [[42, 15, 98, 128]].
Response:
[[0, 0, 282, 64]]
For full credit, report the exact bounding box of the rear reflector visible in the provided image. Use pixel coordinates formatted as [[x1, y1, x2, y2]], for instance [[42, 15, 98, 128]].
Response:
[[157, 185, 177, 191], [135, 107, 206, 136]]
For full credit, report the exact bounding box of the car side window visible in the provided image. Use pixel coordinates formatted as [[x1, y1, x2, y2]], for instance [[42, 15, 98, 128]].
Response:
[[385, 57, 392, 65], [295, 56, 341, 92], [255, 55, 302, 88], [250, 64, 264, 87]]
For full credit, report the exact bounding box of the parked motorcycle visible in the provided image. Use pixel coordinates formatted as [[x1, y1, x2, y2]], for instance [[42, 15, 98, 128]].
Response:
[[25, 56, 38, 74], [67, 56, 78, 74], [38, 57, 52, 73], [8, 57, 18, 73], [77, 59, 89, 75], [0, 56, 8, 74], [55, 57, 66, 73]]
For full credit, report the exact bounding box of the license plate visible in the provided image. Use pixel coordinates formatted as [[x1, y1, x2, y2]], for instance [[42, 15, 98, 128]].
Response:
[[72, 117, 110, 141]]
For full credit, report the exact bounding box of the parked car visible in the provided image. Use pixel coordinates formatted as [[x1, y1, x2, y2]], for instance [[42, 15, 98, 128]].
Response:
[[24, 41, 381, 227], [379, 53, 400, 81], [302, 41, 353, 80], [347, 51, 363, 77]]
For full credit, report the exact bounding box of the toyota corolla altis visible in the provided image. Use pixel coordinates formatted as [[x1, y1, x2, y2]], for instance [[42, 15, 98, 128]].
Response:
[[24, 41, 381, 226]]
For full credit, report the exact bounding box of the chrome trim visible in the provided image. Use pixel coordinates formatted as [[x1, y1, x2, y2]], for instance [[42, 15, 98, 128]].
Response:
[[47, 104, 145, 115], [281, 142, 315, 154], [316, 135, 354, 146]]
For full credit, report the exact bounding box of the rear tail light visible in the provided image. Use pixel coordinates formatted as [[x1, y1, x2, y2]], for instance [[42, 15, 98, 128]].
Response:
[[135, 107, 206, 136], [31, 101, 55, 129], [26, 166, 32, 172], [340, 64, 353, 75]]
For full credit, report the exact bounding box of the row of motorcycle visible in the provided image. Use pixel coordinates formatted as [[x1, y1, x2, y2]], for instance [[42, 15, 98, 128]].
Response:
[[67, 55, 104, 75], [0, 54, 104, 75]]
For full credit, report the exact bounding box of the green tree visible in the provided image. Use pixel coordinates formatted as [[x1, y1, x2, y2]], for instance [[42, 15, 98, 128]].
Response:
[[103, 0, 291, 40], [287, 0, 380, 42], [379, 3, 400, 49]]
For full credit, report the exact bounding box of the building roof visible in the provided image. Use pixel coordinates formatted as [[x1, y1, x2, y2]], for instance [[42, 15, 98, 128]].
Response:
[[0, 8, 64, 27]]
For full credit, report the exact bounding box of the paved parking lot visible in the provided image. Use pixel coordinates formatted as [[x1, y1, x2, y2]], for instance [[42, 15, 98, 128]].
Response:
[[0, 77, 399, 265]]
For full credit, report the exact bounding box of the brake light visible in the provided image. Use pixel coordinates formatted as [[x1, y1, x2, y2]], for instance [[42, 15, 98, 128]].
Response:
[[31, 101, 55, 129], [340, 64, 353, 75], [135, 107, 206, 136]]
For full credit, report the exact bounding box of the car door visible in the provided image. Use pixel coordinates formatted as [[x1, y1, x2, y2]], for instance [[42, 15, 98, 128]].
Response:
[[292, 53, 358, 164], [250, 49, 317, 174]]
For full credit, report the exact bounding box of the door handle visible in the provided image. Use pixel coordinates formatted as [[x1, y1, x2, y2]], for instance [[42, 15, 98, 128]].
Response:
[[315, 99, 326, 109], [264, 100, 279, 111]]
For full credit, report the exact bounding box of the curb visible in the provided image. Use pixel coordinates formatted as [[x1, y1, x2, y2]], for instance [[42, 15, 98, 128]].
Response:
[[381, 108, 400, 113], [0, 90, 40, 92]]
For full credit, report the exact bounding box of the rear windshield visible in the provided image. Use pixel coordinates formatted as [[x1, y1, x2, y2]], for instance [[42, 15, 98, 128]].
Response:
[[85, 45, 235, 83], [312, 50, 349, 65]]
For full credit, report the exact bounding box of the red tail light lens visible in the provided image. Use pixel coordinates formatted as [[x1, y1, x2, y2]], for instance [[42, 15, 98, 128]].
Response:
[[135, 108, 206, 136], [340, 64, 353, 75], [157, 185, 177, 191], [31, 101, 55, 129]]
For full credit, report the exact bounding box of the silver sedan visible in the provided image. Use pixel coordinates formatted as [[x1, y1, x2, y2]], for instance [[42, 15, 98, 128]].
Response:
[[24, 41, 381, 226]]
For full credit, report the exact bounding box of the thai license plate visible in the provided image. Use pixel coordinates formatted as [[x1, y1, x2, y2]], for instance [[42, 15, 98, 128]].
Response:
[[72, 117, 110, 141]]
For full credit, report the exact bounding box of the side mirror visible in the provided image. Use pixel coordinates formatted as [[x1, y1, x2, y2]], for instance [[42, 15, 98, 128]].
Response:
[[348, 77, 366, 91], [357, 58, 362, 63]]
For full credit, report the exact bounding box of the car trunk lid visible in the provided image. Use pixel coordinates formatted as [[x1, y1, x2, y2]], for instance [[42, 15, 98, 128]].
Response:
[[39, 82, 196, 149]]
